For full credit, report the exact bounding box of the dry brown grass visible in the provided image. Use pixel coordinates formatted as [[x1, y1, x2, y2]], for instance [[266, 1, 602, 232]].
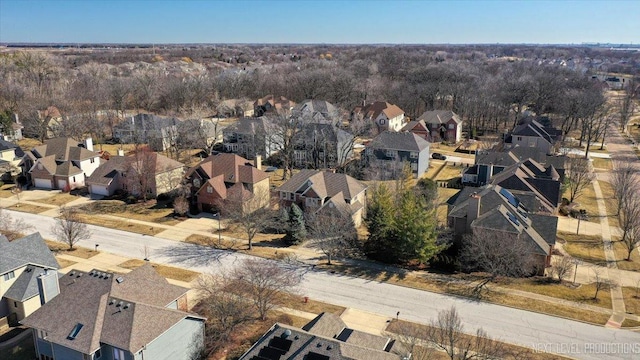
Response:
[[5, 203, 50, 214], [499, 279, 611, 309], [558, 232, 606, 265], [55, 257, 77, 269], [612, 241, 640, 271], [622, 287, 640, 315], [75, 213, 164, 236], [94, 143, 139, 155], [15, 138, 43, 149], [268, 169, 300, 188], [79, 200, 179, 225], [622, 318, 640, 328], [0, 184, 16, 198], [598, 180, 620, 229], [592, 157, 612, 170], [118, 259, 200, 282], [436, 187, 458, 226], [316, 262, 609, 325], [563, 182, 600, 224], [32, 193, 78, 207], [281, 296, 346, 315], [386, 320, 572, 360], [434, 165, 463, 181], [45, 240, 99, 259], [423, 163, 445, 179]]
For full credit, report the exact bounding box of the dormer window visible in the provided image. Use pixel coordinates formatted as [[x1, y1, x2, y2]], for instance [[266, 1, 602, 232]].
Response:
[[193, 178, 201, 188], [207, 186, 213, 194]]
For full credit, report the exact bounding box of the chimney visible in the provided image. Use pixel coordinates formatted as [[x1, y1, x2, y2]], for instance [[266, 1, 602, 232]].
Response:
[[117, 148, 125, 157], [254, 155, 262, 170], [466, 192, 481, 231], [84, 137, 94, 152], [37, 269, 60, 305]]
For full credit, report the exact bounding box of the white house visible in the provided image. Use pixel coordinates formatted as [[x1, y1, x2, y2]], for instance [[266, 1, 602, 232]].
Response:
[[352, 101, 405, 133]]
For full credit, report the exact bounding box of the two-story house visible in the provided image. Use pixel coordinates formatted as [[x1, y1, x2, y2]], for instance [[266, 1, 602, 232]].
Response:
[[364, 132, 430, 179], [253, 95, 295, 117], [113, 114, 179, 151], [277, 170, 367, 226], [185, 153, 270, 213], [504, 117, 562, 154], [351, 101, 406, 133], [401, 119, 430, 141], [418, 110, 463, 143], [293, 123, 354, 169], [22, 263, 205, 360], [292, 100, 341, 125], [446, 184, 558, 274], [222, 117, 279, 160], [0, 139, 24, 182], [23, 137, 101, 190], [86, 152, 184, 197], [0, 112, 23, 141], [1, 233, 59, 324]]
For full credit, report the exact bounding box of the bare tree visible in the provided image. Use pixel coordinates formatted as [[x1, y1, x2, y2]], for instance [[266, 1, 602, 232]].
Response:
[[592, 268, 613, 300], [51, 207, 92, 250], [219, 189, 273, 250], [196, 273, 256, 355], [125, 147, 157, 202], [174, 196, 189, 217], [611, 160, 640, 216], [619, 79, 637, 133], [548, 255, 574, 283], [305, 210, 359, 265], [565, 156, 595, 203], [460, 229, 537, 293], [0, 209, 35, 241], [267, 112, 303, 180], [619, 190, 640, 260], [426, 306, 508, 360], [231, 258, 302, 320]]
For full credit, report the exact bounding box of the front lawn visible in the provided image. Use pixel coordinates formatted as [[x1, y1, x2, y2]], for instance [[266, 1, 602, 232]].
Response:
[[558, 232, 606, 265]]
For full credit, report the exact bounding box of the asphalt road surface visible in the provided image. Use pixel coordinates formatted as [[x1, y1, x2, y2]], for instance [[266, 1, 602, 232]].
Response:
[[7, 210, 640, 360]]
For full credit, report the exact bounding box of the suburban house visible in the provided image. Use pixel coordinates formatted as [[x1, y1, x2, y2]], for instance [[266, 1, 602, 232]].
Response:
[[418, 110, 463, 143], [488, 159, 563, 212], [112, 113, 179, 151], [292, 100, 341, 125], [23, 137, 101, 190], [446, 184, 558, 273], [351, 101, 406, 133], [22, 264, 205, 360], [400, 119, 430, 140], [177, 118, 222, 150], [253, 95, 295, 116], [0, 139, 24, 181], [364, 132, 430, 179], [0, 113, 23, 141], [86, 152, 184, 197], [504, 117, 562, 154], [222, 117, 279, 159], [240, 312, 404, 360], [29, 106, 63, 139], [217, 99, 254, 118], [0, 233, 59, 325], [277, 169, 367, 226], [462, 146, 566, 187], [293, 123, 354, 169], [185, 153, 270, 213]]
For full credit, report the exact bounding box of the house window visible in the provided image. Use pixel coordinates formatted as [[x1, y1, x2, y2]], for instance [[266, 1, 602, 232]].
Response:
[[193, 178, 201, 188], [40, 355, 54, 360], [3, 271, 15, 281], [73, 176, 76, 182], [90, 158, 95, 164], [516, 136, 522, 141], [113, 348, 126, 360], [410, 152, 418, 159], [380, 119, 386, 125], [207, 186, 213, 194], [448, 123, 454, 129], [14, 301, 18, 308], [385, 150, 395, 158], [37, 330, 48, 339], [411, 163, 418, 171], [94, 349, 102, 359]]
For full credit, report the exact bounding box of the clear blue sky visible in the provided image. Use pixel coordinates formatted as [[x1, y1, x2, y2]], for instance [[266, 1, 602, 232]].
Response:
[[1, 0, 638, 44]]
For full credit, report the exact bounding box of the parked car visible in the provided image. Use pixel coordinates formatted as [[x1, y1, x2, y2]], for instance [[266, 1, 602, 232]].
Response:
[[264, 166, 278, 172], [432, 153, 447, 160]]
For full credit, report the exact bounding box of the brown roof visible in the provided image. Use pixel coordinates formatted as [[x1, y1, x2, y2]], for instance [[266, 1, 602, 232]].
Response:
[[418, 110, 462, 125], [86, 156, 128, 186], [278, 170, 367, 201], [32, 138, 99, 162], [354, 101, 404, 121], [21, 264, 201, 355], [186, 153, 268, 185]]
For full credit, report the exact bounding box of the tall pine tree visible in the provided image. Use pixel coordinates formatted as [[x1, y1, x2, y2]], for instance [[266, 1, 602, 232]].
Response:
[[283, 203, 306, 245], [364, 183, 395, 261]]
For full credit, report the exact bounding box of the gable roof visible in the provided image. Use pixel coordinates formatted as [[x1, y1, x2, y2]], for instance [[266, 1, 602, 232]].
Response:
[[31, 138, 99, 162], [0, 233, 59, 275], [187, 153, 268, 186], [417, 110, 462, 125], [223, 117, 272, 135], [278, 170, 367, 201], [489, 159, 561, 209], [21, 264, 199, 355], [400, 119, 428, 132], [0, 139, 25, 157], [354, 101, 404, 121], [367, 131, 430, 152], [86, 156, 128, 186], [292, 100, 339, 124], [509, 118, 561, 145], [3, 265, 52, 302]]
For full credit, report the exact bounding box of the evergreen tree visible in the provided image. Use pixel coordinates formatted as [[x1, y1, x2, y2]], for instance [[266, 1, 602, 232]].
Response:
[[364, 183, 395, 261], [393, 191, 442, 263], [283, 203, 306, 245]]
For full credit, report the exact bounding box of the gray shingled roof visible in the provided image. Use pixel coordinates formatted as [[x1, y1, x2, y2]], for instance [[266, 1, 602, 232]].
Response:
[[367, 131, 430, 152], [0, 233, 59, 275], [3, 265, 50, 302], [417, 110, 462, 125], [0, 139, 25, 157], [278, 170, 367, 201], [21, 264, 201, 355], [86, 156, 128, 186]]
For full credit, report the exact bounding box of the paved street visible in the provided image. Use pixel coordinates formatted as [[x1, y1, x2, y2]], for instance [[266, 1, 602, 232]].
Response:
[[5, 209, 640, 360]]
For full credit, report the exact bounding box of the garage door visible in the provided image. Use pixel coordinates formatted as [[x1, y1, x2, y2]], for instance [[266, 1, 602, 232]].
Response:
[[34, 178, 51, 189], [57, 179, 67, 190], [90, 185, 110, 196]]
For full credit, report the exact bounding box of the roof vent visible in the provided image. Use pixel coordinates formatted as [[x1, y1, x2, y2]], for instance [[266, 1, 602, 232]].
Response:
[[89, 270, 95, 276], [317, 343, 322, 348], [105, 274, 110, 279], [282, 329, 292, 338], [69, 271, 75, 277], [327, 345, 333, 350], [123, 303, 130, 310], [108, 299, 115, 305], [116, 277, 124, 283], [77, 273, 83, 278], [117, 301, 123, 308]]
